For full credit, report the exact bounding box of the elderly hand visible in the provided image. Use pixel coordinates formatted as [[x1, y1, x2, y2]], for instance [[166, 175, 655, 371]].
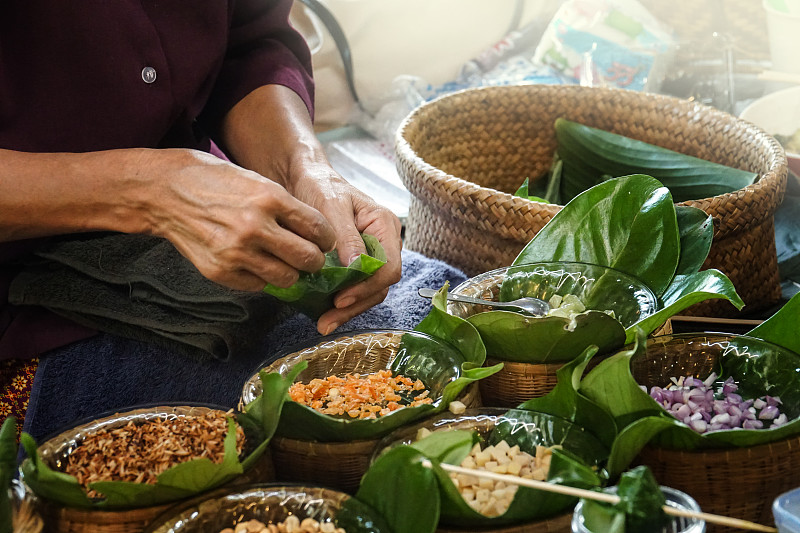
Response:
[[221, 84, 404, 334], [286, 161, 403, 335]]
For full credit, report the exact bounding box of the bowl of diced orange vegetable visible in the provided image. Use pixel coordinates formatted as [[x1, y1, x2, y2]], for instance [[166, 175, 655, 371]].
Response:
[[239, 329, 484, 493]]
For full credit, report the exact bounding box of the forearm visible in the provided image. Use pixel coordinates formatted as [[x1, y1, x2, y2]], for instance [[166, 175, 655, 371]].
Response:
[[219, 84, 326, 192], [0, 148, 157, 242]]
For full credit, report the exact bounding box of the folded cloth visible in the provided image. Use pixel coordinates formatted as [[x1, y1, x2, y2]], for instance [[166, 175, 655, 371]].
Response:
[[21, 249, 467, 442], [8, 233, 290, 361]]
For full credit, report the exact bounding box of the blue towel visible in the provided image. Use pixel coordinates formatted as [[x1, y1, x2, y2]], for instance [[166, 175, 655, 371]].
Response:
[[22, 250, 466, 441]]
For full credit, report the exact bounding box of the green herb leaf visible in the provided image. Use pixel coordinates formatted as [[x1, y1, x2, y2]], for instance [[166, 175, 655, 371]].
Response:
[[616, 466, 668, 532], [263, 234, 386, 319]]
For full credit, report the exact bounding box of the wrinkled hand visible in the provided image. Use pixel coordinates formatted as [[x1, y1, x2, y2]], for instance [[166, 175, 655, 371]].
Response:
[[286, 161, 403, 335], [148, 149, 337, 292]]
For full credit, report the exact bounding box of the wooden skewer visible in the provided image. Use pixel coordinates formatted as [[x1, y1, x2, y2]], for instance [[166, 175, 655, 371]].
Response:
[[423, 460, 778, 533]]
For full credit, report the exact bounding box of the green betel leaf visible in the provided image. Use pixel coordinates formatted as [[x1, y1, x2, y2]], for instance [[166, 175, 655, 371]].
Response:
[[467, 310, 625, 364], [512, 175, 679, 297], [625, 269, 744, 344], [0, 418, 17, 533], [409, 429, 479, 465], [355, 446, 440, 533], [263, 234, 386, 320], [519, 347, 618, 449], [674, 205, 714, 276], [415, 283, 486, 366], [748, 291, 800, 354], [335, 496, 395, 533], [554, 118, 758, 203], [19, 433, 94, 509], [239, 362, 307, 470]]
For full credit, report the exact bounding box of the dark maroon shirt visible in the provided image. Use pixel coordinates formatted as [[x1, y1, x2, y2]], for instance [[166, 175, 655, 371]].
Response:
[[0, 0, 315, 359]]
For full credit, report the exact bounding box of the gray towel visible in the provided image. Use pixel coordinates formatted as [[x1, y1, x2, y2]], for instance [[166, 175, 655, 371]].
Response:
[[8, 233, 289, 360]]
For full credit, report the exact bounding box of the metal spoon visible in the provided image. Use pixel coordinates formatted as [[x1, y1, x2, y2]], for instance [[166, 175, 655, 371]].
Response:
[[417, 288, 550, 316]]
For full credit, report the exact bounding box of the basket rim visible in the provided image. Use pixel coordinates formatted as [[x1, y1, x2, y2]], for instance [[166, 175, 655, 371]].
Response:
[[395, 84, 787, 239]]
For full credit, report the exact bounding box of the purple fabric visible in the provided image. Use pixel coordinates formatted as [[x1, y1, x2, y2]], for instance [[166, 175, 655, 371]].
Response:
[[0, 0, 314, 359]]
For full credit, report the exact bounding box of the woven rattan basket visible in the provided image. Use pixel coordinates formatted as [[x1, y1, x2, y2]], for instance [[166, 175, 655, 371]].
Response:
[[240, 329, 482, 493], [374, 408, 600, 533], [447, 264, 670, 407], [145, 484, 358, 532], [26, 405, 273, 533], [630, 333, 800, 532], [396, 85, 787, 318]]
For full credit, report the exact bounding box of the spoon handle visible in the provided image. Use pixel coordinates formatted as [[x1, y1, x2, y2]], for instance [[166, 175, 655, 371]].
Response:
[[417, 288, 501, 308]]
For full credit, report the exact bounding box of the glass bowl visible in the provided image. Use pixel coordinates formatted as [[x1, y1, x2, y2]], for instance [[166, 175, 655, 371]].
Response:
[[448, 261, 658, 328], [571, 485, 705, 533], [145, 484, 388, 532]]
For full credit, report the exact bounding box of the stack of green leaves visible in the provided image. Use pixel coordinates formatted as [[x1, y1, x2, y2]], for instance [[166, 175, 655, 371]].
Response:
[[263, 234, 386, 319], [470, 174, 743, 364], [271, 286, 502, 442], [518, 118, 758, 205], [18, 364, 304, 509]]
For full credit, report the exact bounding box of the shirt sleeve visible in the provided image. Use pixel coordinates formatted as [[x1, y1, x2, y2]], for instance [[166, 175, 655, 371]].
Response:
[[200, 0, 315, 133]]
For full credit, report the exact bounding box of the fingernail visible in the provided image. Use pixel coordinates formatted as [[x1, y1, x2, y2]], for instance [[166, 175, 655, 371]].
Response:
[[323, 322, 339, 336], [347, 253, 361, 265]]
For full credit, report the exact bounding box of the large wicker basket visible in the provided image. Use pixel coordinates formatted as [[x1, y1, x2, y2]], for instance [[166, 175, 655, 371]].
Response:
[[630, 333, 800, 532], [396, 85, 787, 317], [25, 405, 273, 533], [240, 329, 482, 494]]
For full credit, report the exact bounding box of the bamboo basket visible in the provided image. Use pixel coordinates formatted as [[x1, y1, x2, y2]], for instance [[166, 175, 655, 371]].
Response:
[[631, 333, 800, 532], [25, 405, 274, 533], [145, 484, 355, 532], [447, 264, 670, 407], [374, 408, 595, 533], [395, 85, 787, 318], [240, 329, 482, 494]]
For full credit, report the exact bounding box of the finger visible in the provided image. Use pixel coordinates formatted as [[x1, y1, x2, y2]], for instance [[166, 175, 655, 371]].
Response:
[[333, 218, 403, 308], [316, 287, 390, 336], [276, 197, 337, 254], [256, 222, 332, 274]]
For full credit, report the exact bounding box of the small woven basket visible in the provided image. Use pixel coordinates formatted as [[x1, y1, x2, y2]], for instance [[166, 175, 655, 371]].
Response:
[[240, 330, 482, 494], [375, 408, 585, 533], [630, 333, 800, 531], [26, 405, 273, 533], [447, 265, 671, 407], [396, 85, 787, 317], [145, 484, 354, 533]]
